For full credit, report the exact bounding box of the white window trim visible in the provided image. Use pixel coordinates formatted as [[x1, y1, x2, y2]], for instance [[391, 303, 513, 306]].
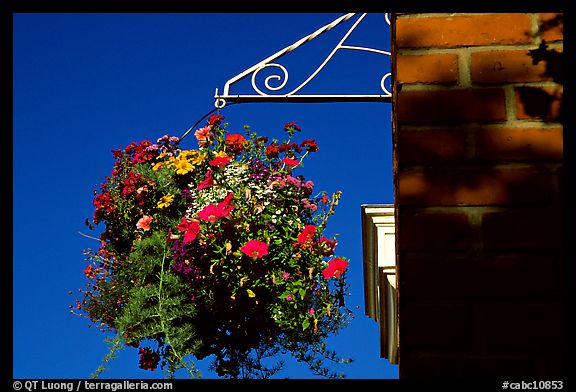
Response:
[[361, 204, 398, 364]]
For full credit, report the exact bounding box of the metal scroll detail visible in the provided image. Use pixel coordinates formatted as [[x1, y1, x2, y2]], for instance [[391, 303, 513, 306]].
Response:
[[214, 13, 391, 108]]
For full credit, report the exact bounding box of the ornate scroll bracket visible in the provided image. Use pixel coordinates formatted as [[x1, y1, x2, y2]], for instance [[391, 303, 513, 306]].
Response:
[[214, 13, 392, 108]]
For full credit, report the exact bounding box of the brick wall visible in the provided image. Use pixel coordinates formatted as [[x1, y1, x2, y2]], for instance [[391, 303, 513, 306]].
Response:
[[392, 13, 564, 379]]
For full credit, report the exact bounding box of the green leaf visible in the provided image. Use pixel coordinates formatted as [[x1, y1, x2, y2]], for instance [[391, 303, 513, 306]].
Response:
[[302, 318, 310, 331]]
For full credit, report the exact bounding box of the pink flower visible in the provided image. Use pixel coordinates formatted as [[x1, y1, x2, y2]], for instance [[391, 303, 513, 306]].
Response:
[[308, 308, 316, 315], [240, 239, 269, 260], [136, 215, 152, 231], [322, 258, 349, 279], [194, 125, 214, 148], [197, 170, 216, 190], [197, 193, 234, 222], [303, 200, 317, 211], [198, 205, 224, 222], [286, 293, 294, 301], [176, 217, 200, 243], [282, 272, 291, 281], [219, 192, 234, 209], [282, 157, 300, 168]]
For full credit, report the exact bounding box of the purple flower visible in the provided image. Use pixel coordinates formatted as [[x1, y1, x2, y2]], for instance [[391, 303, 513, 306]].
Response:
[[172, 261, 202, 283], [285, 176, 301, 188], [249, 159, 270, 181], [181, 188, 193, 200], [156, 134, 170, 144], [170, 240, 187, 262]]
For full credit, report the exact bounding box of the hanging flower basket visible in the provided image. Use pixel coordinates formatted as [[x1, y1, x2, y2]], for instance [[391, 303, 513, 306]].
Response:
[[73, 115, 352, 378]]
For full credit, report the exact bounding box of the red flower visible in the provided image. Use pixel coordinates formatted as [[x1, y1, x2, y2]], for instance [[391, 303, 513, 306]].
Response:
[[282, 157, 300, 168], [138, 347, 160, 371], [266, 143, 280, 158], [297, 225, 317, 244], [83, 264, 95, 279], [225, 134, 247, 154], [176, 217, 201, 243], [318, 236, 337, 256], [284, 121, 301, 132], [322, 258, 349, 279], [132, 140, 154, 163], [301, 139, 319, 152], [197, 170, 216, 190], [209, 154, 232, 167], [208, 114, 224, 127], [240, 239, 269, 260], [279, 142, 302, 153]]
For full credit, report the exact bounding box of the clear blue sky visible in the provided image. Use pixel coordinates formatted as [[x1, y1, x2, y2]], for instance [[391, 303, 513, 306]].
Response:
[[12, 12, 396, 379]]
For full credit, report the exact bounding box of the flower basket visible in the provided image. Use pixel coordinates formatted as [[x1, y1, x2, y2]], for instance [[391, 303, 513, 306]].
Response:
[[74, 115, 352, 378]]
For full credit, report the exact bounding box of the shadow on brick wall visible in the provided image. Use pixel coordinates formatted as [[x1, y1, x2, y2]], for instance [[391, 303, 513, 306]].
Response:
[[520, 16, 564, 120], [395, 14, 565, 380]]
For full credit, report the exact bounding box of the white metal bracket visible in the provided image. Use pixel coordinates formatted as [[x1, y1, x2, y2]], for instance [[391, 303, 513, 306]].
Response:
[[214, 13, 392, 108]]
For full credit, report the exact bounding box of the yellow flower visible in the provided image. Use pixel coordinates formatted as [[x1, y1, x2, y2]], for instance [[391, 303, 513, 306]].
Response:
[[181, 150, 206, 165], [152, 152, 170, 171], [152, 161, 165, 171], [172, 155, 194, 175], [190, 151, 207, 165], [157, 194, 174, 209], [179, 150, 196, 159]]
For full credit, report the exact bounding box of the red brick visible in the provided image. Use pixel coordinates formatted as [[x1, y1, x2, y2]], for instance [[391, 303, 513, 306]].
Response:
[[475, 126, 563, 161], [398, 210, 473, 251], [515, 86, 563, 121], [398, 166, 552, 206], [482, 207, 563, 250], [539, 13, 564, 42], [400, 253, 563, 300], [397, 88, 507, 125], [398, 128, 468, 164], [471, 49, 555, 84], [396, 14, 532, 49], [396, 53, 458, 84]]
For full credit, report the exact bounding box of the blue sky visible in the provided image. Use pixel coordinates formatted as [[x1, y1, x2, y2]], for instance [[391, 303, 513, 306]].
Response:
[[12, 12, 396, 379]]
